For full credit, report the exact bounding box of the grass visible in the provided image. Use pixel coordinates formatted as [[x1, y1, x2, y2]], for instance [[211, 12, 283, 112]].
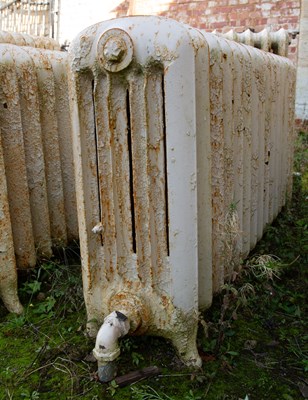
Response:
[[0, 131, 307, 400]]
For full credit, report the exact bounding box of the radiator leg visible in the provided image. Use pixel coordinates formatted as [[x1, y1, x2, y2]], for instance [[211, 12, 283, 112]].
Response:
[[168, 311, 202, 368], [0, 275, 23, 314]]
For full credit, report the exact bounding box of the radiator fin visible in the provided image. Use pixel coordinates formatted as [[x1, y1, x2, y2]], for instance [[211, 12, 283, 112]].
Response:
[[0, 47, 36, 268]]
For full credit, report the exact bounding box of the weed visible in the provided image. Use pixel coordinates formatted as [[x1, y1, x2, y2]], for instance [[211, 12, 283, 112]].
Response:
[[4, 314, 27, 329], [120, 337, 145, 367], [107, 380, 119, 397], [32, 296, 56, 317], [131, 351, 145, 366], [21, 390, 40, 399], [246, 254, 282, 280], [131, 385, 174, 400], [120, 337, 138, 353], [294, 131, 308, 189], [19, 261, 83, 322], [21, 280, 42, 296], [184, 389, 202, 400], [302, 359, 308, 372]]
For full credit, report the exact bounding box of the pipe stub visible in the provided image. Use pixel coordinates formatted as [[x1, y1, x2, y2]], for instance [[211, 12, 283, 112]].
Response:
[[97, 361, 117, 383]]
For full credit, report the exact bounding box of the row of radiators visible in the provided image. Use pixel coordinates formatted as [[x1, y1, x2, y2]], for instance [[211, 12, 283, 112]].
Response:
[[203, 33, 296, 292], [213, 28, 290, 57], [0, 30, 60, 50], [0, 44, 78, 269]]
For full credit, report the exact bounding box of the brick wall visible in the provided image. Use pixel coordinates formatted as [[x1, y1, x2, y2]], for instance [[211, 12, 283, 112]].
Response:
[[115, 0, 301, 63]]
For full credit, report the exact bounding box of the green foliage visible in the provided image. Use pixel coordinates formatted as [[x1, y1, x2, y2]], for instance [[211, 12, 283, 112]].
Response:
[[21, 280, 42, 296], [184, 389, 202, 400], [120, 337, 137, 353], [120, 337, 145, 367], [294, 131, 308, 191], [5, 314, 27, 329], [107, 380, 119, 397], [131, 385, 174, 400], [32, 296, 56, 317], [246, 254, 283, 281], [21, 390, 40, 400], [131, 351, 144, 366], [18, 261, 83, 323]]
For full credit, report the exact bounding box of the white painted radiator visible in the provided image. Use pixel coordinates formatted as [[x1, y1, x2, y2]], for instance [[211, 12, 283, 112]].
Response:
[[69, 16, 296, 367], [0, 39, 78, 312], [0, 30, 60, 50], [213, 28, 290, 57]]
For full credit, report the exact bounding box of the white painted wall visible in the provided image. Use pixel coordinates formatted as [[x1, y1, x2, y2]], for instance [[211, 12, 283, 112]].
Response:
[[58, 0, 125, 44], [296, 0, 308, 121]]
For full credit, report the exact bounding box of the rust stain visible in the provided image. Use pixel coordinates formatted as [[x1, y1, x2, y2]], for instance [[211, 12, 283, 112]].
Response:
[[0, 42, 76, 273]]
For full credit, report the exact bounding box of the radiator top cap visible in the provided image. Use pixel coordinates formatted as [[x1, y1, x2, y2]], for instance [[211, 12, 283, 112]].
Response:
[[97, 28, 133, 72]]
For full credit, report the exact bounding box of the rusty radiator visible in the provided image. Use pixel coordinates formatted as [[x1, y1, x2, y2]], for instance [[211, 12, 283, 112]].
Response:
[[0, 40, 78, 311], [213, 28, 290, 57], [203, 31, 296, 293], [68, 16, 295, 367], [0, 30, 60, 50]]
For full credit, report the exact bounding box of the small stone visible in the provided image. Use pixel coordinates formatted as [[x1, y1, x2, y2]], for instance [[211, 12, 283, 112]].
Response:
[[36, 292, 46, 301]]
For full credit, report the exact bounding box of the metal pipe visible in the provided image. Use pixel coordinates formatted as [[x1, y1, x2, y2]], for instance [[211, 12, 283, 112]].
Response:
[[93, 311, 130, 383]]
